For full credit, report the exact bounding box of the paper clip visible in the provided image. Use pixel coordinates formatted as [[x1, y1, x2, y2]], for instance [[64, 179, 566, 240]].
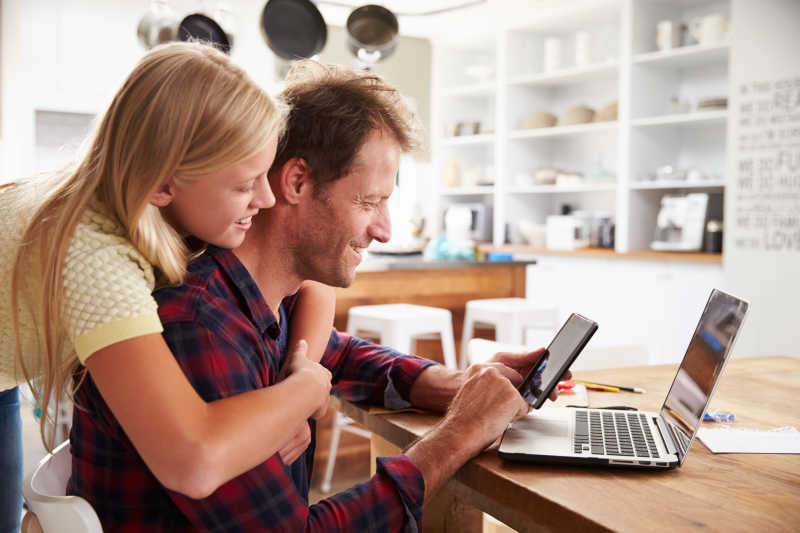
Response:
[[703, 410, 735, 422]]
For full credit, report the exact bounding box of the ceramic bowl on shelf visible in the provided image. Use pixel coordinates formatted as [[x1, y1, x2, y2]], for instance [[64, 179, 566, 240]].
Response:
[[594, 101, 618, 122], [519, 111, 556, 129], [557, 104, 595, 126]]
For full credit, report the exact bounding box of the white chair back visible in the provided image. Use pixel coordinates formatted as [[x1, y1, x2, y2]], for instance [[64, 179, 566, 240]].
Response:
[[22, 440, 103, 533]]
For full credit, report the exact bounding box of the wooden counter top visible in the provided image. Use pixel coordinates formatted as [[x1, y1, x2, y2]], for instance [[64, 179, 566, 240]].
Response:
[[478, 243, 722, 263]]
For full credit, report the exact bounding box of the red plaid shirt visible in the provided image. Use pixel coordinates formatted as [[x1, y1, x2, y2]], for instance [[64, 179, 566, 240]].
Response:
[[69, 246, 434, 532]]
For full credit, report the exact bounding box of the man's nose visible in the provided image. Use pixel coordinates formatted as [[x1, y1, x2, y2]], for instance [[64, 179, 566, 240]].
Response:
[[251, 174, 276, 209], [369, 208, 391, 243]]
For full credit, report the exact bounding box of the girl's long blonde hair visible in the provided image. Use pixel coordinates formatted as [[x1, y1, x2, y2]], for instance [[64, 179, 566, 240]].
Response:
[[10, 42, 287, 449]]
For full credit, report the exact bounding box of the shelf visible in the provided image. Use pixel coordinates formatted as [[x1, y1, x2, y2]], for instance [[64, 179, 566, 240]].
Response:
[[507, 183, 617, 194], [478, 244, 722, 263], [508, 61, 619, 88], [630, 180, 726, 190], [440, 186, 495, 196], [510, 121, 618, 139], [441, 82, 496, 96], [440, 133, 495, 146], [633, 42, 730, 69], [631, 110, 727, 127]]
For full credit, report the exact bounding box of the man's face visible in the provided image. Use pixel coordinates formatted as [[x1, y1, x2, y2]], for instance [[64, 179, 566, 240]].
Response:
[[294, 129, 399, 287]]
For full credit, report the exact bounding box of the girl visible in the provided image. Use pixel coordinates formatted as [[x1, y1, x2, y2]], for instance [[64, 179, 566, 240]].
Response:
[[0, 42, 334, 529]]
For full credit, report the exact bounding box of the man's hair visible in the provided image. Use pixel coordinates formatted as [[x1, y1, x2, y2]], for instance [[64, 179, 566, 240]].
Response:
[[274, 60, 422, 188]]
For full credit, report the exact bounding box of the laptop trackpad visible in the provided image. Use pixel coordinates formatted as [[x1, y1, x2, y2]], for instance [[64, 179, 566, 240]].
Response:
[[500, 409, 571, 455]]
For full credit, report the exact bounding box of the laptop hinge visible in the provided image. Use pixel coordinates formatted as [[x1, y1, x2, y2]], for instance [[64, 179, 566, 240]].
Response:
[[655, 416, 679, 457]]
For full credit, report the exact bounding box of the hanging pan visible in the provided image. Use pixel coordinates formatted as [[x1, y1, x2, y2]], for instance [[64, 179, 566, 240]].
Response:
[[260, 0, 327, 60], [178, 13, 233, 54]]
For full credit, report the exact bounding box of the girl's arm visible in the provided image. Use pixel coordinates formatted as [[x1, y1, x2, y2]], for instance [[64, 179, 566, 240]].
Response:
[[85, 333, 331, 500], [288, 281, 336, 363]]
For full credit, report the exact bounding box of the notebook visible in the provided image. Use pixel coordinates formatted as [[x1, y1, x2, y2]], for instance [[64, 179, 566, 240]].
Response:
[[498, 288, 749, 469]]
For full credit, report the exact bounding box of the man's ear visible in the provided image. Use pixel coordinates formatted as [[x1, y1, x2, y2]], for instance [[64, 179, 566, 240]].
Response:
[[273, 157, 313, 205], [149, 178, 176, 207]]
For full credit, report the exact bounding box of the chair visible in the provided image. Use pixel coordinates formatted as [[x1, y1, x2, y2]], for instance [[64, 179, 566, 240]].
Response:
[[320, 303, 458, 493], [461, 298, 558, 368], [22, 440, 102, 533]]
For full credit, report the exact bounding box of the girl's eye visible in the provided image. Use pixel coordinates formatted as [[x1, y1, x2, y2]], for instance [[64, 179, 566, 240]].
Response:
[[237, 183, 255, 193]]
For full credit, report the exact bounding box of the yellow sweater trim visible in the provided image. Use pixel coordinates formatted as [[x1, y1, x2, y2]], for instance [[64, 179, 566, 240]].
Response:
[[75, 311, 164, 364]]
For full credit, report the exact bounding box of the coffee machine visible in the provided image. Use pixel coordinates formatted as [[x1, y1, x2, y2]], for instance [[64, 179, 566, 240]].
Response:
[[651, 193, 709, 251]]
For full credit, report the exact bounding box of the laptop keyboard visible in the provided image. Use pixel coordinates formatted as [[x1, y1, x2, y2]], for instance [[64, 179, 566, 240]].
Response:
[[573, 410, 660, 458]]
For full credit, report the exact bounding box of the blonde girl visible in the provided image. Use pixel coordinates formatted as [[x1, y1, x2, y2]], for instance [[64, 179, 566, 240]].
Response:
[[0, 42, 334, 526]]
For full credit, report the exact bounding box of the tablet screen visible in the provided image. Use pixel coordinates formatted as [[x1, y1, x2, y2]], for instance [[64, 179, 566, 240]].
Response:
[[518, 313, 597, 408]]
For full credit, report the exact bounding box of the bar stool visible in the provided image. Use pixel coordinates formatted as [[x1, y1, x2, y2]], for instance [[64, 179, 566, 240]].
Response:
[[321, 303, 457, 493], [461, 297, 559, 368]]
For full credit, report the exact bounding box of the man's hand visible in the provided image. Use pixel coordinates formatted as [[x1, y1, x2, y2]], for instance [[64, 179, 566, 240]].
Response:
[[443, 364, 531, 453], [487, 348, 571, 402], [279, 422, 312, 465], [279, 340, 332, 419], [405, 364, 531, 501]]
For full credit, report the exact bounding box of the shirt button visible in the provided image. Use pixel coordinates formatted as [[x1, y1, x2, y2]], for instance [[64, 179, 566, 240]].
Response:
[[267, 323, 280, 338]]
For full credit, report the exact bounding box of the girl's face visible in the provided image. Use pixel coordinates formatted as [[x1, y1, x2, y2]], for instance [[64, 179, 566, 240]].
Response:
[[161, 138, 278, 249]]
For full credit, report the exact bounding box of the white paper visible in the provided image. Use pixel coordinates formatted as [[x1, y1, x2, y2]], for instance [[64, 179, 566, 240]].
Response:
[[696, 426, 800, 454]]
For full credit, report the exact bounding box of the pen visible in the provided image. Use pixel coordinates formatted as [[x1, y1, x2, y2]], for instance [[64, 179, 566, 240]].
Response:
[[574, 380, 646, 393]]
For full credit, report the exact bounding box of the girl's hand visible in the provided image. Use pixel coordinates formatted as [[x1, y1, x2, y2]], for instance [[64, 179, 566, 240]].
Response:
[[280, 340, 332, 419]]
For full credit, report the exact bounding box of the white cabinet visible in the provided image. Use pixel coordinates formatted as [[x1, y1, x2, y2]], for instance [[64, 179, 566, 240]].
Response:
[[525, 256, 724, 366], [431, 0, 731, 255]]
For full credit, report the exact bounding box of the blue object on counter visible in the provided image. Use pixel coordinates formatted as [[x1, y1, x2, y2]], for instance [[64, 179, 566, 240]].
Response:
[[487, 252, 513, 261], [703, 410, 735, 422], [424, 235, 475, 261]]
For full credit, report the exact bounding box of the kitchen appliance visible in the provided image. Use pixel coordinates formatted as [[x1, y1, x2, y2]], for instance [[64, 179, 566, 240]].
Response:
[[651, 193, 709, 251], [445, 203, 492, 243], [546, 215, 585, 250]]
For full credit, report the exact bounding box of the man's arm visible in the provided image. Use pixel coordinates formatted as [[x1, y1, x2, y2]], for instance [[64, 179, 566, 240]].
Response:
[[408, 348, 550, 412]]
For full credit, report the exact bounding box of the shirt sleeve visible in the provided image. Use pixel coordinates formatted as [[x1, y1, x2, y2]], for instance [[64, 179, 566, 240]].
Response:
[[161, 319, 425, 533], [322, 331, 437, 408], [167, 453, 423, 533], [62, 217, 162, 362]]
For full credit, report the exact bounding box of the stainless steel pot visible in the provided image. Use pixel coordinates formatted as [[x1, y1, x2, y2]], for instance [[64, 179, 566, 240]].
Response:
[[346, 4, 398, 65], [137, 0, 179, 50]]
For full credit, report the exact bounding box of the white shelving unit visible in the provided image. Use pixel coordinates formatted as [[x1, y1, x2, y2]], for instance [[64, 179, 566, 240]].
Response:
[[431, 0, 731, 254]]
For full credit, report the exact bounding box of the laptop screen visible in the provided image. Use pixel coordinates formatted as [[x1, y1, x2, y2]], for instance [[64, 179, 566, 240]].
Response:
[[660, 289, 749, 464]]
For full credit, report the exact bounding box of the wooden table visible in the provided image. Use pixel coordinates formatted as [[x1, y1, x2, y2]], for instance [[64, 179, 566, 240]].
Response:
[[339, 356, 800, 532]]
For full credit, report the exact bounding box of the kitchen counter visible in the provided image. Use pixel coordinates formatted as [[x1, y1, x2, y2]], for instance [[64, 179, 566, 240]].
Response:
[[477, 243, 722, 263], [356, 252, 535, 272]]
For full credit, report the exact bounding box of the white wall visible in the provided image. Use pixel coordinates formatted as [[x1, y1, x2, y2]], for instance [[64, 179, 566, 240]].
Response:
[[723, 0, 800, 358]]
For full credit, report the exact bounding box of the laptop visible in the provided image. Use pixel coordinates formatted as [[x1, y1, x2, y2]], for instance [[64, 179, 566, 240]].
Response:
[[498, 288, 749, 469]]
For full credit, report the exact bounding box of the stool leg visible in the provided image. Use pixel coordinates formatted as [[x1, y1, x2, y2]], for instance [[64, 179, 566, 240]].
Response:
[[496, 316, 524, 345], [382, 327, 412, 355], [439, 325, 457, 370], [460, 310, 475, 369], [320, 410, 343, 493]]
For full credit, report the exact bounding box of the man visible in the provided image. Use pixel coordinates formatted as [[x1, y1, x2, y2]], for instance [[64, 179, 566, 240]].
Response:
[[71, 61, 557, 531]]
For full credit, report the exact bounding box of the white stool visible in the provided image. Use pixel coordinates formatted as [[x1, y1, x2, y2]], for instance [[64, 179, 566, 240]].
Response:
[[461, 297, 559, 368], [321, 303, 457, 493]]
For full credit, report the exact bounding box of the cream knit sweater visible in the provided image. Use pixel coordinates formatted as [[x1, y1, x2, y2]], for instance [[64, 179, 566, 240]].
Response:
[[0, 182, 163, 390]]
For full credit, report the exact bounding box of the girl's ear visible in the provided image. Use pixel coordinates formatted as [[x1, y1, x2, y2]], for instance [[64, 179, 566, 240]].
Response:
[[149, 178, 176, 207], [272, 157, 313, 205]]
